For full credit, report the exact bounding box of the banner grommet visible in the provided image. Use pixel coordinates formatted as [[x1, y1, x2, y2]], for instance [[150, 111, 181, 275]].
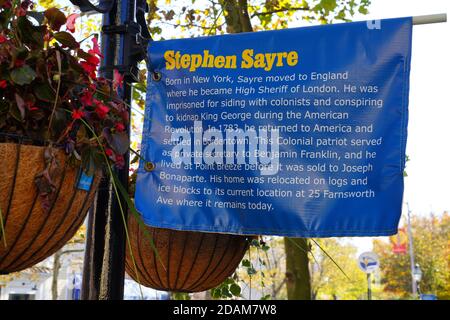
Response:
[[144, 162, 156, 172], [152, 71, 162, 82]]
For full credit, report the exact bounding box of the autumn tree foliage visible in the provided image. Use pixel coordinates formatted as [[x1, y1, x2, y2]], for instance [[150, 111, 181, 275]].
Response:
[[146, 0, 371, 38], [310, 238, 367, 300], [373, 212, 450, 299]]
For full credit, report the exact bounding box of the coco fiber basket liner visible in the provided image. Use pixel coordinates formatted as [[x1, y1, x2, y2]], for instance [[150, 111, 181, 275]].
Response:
[[125, 213, 250, 292], [0, 142, 100, 274]]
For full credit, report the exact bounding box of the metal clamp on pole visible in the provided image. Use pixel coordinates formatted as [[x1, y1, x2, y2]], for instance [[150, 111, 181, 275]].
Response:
[[100, 0, 151, 80], [69, 0, 151, 82], [100, 21, 149, 80]]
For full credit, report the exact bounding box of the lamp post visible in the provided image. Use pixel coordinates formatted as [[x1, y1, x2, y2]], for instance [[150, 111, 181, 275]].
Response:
[[413, 263, 423, 298], [68, 0, 150, 300], [406, 203, 418, 297]]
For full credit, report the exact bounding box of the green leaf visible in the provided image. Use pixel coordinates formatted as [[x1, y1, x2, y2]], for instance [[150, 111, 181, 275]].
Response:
[[10, 65, 37, 85], [172, 292, 191, 300], [247, 267, 257, 276], [320, 0, 338, 12], [336, 9, 347, 20], [17, 16, 45, 47], [10, 103, 23, 122], [358, 7, 369, 15], [44, 8, 67, 31], [34, 82, 55, 102], [52, 109, 69, 138], [229, 283, 241, 296], [77, 49, 94, 61], [211, 288, 221, 299], [54, 32, 79, 49], [242, 259, 251, 267], [27, 11, 45, 24], [221, 287, 231, 298]]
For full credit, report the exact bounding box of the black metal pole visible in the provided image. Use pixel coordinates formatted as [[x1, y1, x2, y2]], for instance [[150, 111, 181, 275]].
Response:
[[81, 0, 138, 300]]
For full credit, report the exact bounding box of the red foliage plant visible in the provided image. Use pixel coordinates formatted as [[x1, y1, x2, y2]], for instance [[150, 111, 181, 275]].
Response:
[[0, 2, 128, 178]]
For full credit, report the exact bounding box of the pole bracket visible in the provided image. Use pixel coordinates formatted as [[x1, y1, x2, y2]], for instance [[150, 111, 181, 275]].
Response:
[[100, 21, 149, 81], [98, 0, 151, 82]]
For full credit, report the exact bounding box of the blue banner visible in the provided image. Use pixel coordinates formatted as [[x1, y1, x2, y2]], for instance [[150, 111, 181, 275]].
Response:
[[136, 18, 412, 237]]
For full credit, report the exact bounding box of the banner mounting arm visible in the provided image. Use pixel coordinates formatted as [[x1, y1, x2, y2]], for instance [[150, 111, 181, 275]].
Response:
[[412, 13, 447, 25]]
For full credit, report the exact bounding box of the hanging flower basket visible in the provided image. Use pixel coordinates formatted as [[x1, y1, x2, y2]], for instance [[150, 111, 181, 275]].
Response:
[[0, 5, 129, 273], [125, 213, 250, 292], [0, 142, 101, 273]]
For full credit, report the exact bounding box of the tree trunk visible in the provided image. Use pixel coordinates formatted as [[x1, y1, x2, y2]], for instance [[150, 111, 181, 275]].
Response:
[[52, 250, 62, 300], [51, 249, 83, 300], [217, 0, 311, 300], [219, 0, 253, 33], [284, 238, 311, 300]]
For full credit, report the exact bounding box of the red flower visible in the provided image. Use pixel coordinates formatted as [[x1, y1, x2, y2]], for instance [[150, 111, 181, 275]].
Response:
[[2, 1, 12, 9], [72, 109, 84, 119], [20, 0, 32, 10], [91, 37, 102, 57], [113, 69, 124, 91], [44, 32, 52, 42], [14, 59, 25, 68], [80, 44, 102, 79], [66, 13, 79, 33], [105, 148, 114, 157], [89, 83, 97, 90], [115, 154, 125, 168], [0, 80, 7, 89], [86, 51, 100, 66], [16, 7, 26, 17], [80, 90, 94, 106], [80, 61, 97, 79], [95, 102, 109, 119], [115, 122, 125, 132], [26, 101, 38, 111], [0, 34, 7, 43]]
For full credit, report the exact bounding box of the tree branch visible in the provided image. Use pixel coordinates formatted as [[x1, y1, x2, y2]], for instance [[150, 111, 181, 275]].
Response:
[[273, 277, 287, 297], [60, 249, 84, 256], [238, 0, 253, 32], [251, 6, 311, 18], [159, 20, 226, 31]]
